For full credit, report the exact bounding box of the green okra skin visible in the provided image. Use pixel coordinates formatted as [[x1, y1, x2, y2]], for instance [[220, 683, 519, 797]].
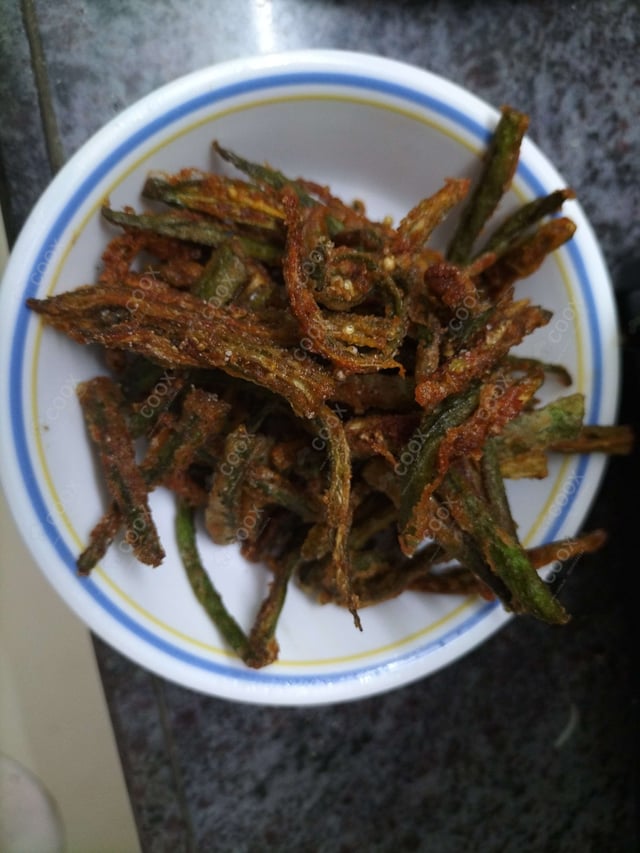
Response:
[[442, 468, 569, 623], [480, 439, 518, 539], [245, 465, 318, 522], [192, 242, 249, 303], [205, 426, 268, 546], [398, 385, 481, 556], [495, 393, 585, 460], [175, 500, 249, 659], [213, 141, 316, 207], [102, 205, 282, 264], [481, 188, 575, 256], [447, 106, 529, 265]]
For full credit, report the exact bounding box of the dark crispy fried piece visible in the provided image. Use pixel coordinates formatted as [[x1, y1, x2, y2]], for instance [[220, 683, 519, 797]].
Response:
[[77, 387, 229, 573], [332, 373, 416, 413], [143, 170, 286, 233], [345, 413, 420, 464], [550, 424, 634, 455], [396, 178, 470, 250], [205, 426, 271, 545], [244, 464, 320, 521], [414, 298, 551, 410], [398, 386, 481, 556], [77, 377, 164, 567], [481, 217, 577, 296], [27, 281, 336, 418]]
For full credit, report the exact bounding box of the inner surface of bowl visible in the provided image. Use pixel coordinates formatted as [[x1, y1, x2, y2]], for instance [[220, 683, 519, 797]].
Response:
[[0, 51, 618, 705]]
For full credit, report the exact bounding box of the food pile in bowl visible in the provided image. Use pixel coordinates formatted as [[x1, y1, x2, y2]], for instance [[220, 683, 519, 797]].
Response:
[[1, 52, 628, 703], [27, 107, 630, 668]]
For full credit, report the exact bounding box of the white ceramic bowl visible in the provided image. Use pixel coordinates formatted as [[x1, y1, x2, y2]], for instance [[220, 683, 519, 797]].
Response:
[[0, 51, 619, 705]]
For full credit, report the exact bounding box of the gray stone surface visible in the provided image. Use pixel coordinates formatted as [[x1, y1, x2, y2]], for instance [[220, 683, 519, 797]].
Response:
[[1, 1, 637, 850]]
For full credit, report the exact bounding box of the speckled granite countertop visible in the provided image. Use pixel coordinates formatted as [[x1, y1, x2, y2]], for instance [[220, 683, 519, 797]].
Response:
[[1, 1, 638, 850]]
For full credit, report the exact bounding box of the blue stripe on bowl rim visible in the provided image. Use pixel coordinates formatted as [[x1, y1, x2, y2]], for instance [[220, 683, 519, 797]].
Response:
[[9, 69, 603, 691]]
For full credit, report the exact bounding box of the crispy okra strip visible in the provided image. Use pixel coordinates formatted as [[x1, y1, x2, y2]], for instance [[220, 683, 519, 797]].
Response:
[[440, 466, 569, 623], [77, 377, 164, 567], [303, 404, 360, 626], [549, 424, 634, 455], [27, 281, 337, 418], [192, 241, 250, 302], [244, 464, 319, 521], [329, 545, 446, 607], [396, 178, 470, 249], [409, 529, 607, 598], [141, 388, 231, 486], [77, 507, 126, 576], [205, 426, 271, 545], [175, 499, 249, 659], [480, 188, 576, 256], [243, 550, 300, 669], [448, 106, 529, 265], [77, 387, 229, 572], [213, 141, 391, 245], [398, 386, 481, 556], [494, 393, 585, 467], [142, 171, 285, 232], [527, 529, 607, 569], [415, 298, 551, 410], [399, 369, 541, 557], [102, 206, 282, 264], [128, 370, 188, 439], [481, 217, 577, 295], [480, 439, 518, 538], [213, 141, 317, 207], [505, 355, 572, 387]]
